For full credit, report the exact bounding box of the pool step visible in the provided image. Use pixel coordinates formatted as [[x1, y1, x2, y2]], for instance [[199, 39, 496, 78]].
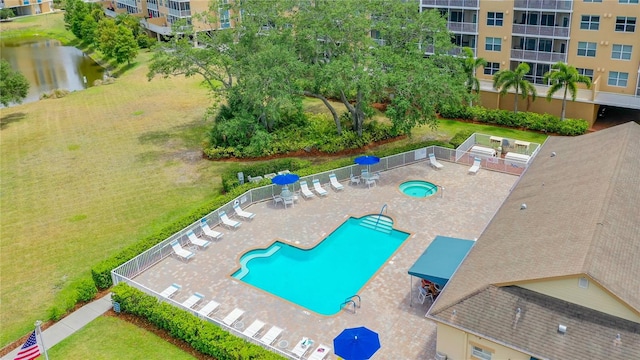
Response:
[[360, 215, 393, 234]]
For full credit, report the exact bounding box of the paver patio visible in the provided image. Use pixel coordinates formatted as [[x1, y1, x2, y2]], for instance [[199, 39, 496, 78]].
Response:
[[131, 160, 518, 359]]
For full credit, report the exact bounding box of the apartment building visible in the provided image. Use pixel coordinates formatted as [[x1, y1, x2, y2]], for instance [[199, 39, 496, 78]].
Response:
[[105, 0, 233, 37], [0, 0, 53, 16], [420, 0, 640, 124]]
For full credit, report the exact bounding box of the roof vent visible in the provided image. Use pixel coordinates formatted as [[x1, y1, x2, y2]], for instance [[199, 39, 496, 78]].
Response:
[[558, 325, 567, 335], [520, 203, 527, 210], [614, 333, 622, 346], [551, 152, 556, 157], [578, 277, 589, 289]]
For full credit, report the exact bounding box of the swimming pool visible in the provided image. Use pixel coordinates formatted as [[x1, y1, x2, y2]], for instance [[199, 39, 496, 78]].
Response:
[[399, 180, 438, 198], [232, 216, 409, 315]]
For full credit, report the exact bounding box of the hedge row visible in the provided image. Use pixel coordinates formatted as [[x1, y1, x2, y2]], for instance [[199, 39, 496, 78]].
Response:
[[438, 105, 589, 136], [112, 283, 285, 360]]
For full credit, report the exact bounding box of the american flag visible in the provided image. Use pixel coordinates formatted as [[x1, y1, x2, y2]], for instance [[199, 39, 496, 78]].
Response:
[[14, 331, 40, 360]]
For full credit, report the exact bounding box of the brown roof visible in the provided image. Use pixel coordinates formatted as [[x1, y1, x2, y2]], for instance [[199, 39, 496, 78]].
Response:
[[429, 122, 640, 355], [432, 286, 640, 360]]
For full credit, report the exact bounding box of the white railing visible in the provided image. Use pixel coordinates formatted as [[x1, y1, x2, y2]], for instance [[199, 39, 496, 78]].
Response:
[[422, 0, 479, 8], [512, 24, 569, 38], [513, 0, 572, 11], [510, 49, 566, 63], [447, 22, 477, 33]]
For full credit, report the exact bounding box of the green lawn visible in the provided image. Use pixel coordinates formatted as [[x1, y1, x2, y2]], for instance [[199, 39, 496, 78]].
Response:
[[47, 316, 198, 359]]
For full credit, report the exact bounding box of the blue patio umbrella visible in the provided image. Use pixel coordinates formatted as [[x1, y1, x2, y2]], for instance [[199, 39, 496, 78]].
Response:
[[354, 155, 381, 174], [333, 326, 381, 360], [271, 173, 300, 186]]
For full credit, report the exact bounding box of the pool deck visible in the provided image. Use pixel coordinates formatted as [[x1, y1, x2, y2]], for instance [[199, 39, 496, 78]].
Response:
[[132, 161, 518, 359]]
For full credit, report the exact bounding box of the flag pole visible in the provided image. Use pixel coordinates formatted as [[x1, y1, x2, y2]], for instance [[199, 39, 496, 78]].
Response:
[[34, 320, 50, 360]]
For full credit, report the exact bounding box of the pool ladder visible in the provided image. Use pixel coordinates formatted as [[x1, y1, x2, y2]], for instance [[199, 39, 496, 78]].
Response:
[[340, 294, 361, 314]]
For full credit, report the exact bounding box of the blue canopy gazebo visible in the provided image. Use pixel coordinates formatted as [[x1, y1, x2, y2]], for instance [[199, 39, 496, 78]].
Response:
[[408, 236, 476, 306]]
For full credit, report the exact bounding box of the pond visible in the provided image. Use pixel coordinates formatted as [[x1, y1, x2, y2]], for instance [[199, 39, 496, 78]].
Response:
[[1, 37, 105, 105]]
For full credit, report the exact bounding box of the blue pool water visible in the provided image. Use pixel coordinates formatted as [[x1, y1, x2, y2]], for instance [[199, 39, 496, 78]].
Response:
[[399, 180, 438, 198], [232, 216, 409, 315]]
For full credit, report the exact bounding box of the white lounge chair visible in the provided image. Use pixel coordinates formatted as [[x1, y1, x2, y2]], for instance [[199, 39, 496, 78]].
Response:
[[222, 308, 245, 326], [247, 175, 264, 183], [329, 174, 344, 191], [242, 319, 266, 338], [197, 300, 220, 318], [170, 240, 194, 261], [233, 203, 256, 220], [159, 283, 181, 298], [200, 218, 223, 240], [429, 153, 444, 170], [468, 157, 481, 175], [299, 181, 315, 199], [182, 292, 204, 309], [186, 230, 211, 249], [308, 344, 331, 360], [259, 325, 283, 345], [312, 179, 328, 196], [292, 337, 314, 358], [219, 211, 241, 229]]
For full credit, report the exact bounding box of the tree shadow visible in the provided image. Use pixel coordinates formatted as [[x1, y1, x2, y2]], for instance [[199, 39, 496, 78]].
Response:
[[0, 112, 27, 130]]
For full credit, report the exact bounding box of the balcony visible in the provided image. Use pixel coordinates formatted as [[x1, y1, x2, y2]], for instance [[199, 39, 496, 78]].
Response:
[[168, 8, 191, 18], [510, 49, 566, 63], [421, 0, 479, 9], [513, 0, 572, 11], [116, 0, 136, 8], [512, 24, 569, 38], [424, 45, 467, 56], [447, 21, 477, 33], [147, 2, 158, 11]]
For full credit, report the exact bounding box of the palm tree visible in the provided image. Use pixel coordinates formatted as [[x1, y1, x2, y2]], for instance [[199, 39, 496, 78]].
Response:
[[461, 47, 487, 105], [543, 62, 592, 121], [492, 62, 537, 113]]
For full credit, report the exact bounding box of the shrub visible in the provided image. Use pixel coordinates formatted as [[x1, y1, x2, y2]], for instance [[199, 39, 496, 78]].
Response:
[[112, 283, 285, 360], [73, 277, 98, 302], [449, 130, 474, 148]]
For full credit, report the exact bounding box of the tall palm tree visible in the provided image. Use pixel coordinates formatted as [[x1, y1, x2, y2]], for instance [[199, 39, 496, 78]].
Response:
[[461, 47, 487, 104], [493, 62, 537, 114], [543, 62, 592, 121]]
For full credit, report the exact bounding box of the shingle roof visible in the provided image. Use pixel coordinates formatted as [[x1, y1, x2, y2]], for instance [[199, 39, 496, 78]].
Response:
[[432, 286, 640, 360], [429, 122, 640, 355]]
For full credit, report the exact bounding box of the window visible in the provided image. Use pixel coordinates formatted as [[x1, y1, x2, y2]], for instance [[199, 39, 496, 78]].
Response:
[[612, 44, 633, 60], [485, 37, 501, 51], [484, 62, 500, 75], [219, 9, 230, 28], [472, 346, 492, 360], [608, 71, 629, 87], [450, 11, 463, 22], [577, 41, 597, 57], [616, 17, 636, 32], [487, 12, 503, 26], [538, 39, 552, 52], [577, 67, 594, 81], [580, 15, 600, 30], [540, 14, 555, 26], [619, 0, 639, 4]]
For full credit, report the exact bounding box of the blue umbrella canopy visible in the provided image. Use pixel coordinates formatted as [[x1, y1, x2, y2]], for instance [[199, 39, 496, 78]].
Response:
[[333, 326, 381, 360], [271, 173, 300, 186], [354, 156, 380, 166]]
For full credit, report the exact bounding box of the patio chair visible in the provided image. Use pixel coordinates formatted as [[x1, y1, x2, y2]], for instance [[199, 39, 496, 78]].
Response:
[[283, 196, 295, 209], [259, 325, 284, 346], [307, 344, 331, 360], [159, 283, 181, 298], [219, 211, 241, 229], [429, 153, 444, 170], [242, 319, 266, 338], [299, 181, 315, 199], [292, 337, 314, 358], [182, 292, 204, 309], [200, 218, 223, 240], [350, 174, 361, 186], [312, 179, 328, 197], [169, 240, 195, 261], [222, 308, 245, 326], [365, 178, 376, 188], [418, 287, 433, 304], [329, 174, 344, 191], [273, 195, 284, 208], [186, 230, 211, 249], [468, 157, 481, 175], [197, 300, 220, 318], [233, 203, 256, 220]]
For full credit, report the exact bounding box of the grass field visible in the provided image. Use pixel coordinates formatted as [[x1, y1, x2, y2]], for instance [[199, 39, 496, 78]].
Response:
[[46, 316, 198, 359], [0, 13, 548, 354]]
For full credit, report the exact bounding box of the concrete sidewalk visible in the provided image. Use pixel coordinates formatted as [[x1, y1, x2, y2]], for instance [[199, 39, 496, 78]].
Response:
[[2, 293, 112, 360]]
